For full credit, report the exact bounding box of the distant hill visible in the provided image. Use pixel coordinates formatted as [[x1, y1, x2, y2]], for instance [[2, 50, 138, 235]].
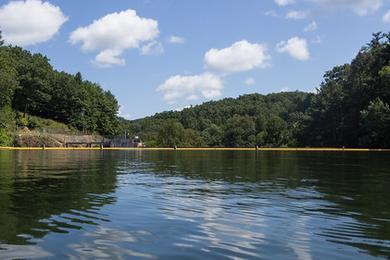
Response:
[[123, 91, 312, 147], [1, 32, 389, 148], [124, 32, 390, 148]]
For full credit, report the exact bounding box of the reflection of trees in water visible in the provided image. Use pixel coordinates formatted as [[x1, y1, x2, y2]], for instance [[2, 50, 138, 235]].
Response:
[[0, 151, 119, 245], [301, 153, 390, 258], [117, 151, 390, 258], [0, 150, 389, 258]]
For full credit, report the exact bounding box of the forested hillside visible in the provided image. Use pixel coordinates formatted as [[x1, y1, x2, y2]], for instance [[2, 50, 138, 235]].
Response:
[[124, 92, 312, 147], [125, 32, 390, 148], [305, 32, 390, 148], [0, 32, 120, 145], [0, 32, 389, 148]]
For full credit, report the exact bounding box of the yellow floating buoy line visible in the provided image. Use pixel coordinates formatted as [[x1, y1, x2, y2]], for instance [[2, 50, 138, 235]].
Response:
[[0, 147, 389, 152]]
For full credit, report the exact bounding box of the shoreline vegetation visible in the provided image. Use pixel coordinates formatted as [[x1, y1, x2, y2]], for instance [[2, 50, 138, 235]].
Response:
[[1, 32, 390, 148], [1, 147, 390, 152]]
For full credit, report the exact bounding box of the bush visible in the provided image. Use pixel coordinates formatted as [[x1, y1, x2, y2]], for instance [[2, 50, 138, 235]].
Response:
[[16, 114, 29, 128], [0, 129, 13, 146], [0, 106, 16, 130], [27, 116, 40, 129]]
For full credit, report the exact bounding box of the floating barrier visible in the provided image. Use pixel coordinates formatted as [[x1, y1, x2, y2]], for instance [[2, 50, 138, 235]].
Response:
[[0, 147, 389, 152]]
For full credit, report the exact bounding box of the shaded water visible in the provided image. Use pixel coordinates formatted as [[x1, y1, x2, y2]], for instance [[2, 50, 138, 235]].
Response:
[[0, 150, 389, 259]]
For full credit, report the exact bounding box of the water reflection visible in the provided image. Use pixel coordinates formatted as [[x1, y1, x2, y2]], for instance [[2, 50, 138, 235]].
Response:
[[0, 244, 52, 259], [68, 227, 155, 259], [0, 150, 389, 259], [114, 151, 390, 258], [0, 151, 118, 246]]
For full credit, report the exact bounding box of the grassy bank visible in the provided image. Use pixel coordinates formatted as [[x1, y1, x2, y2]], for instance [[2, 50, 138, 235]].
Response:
[[0, 113, 103, 147]]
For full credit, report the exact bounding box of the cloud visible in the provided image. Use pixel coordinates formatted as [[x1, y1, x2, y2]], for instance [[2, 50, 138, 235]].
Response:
[[158, 40, 270, 102], [157, 73, 223, 103], [286, 10, 309, 19], [0, 0, 68, 46], [304, 21, 318, 32], [168, 35, 185, 44], [140, 41, 164, 55], [204, 40, 270, 74], [93, 50, 125, 68], [313, 0, 383, 16], [69, 9, 159, 67], [274, 0, 295, 6], [383, 10, 390, 23], [245, 78, 255, 86], [276, 37, 310, 61]]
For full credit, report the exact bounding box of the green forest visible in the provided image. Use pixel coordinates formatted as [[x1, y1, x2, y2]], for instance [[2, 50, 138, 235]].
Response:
[[0, 31, 120, 146], [1, 32, 390, 148], [124, 32, 390, 148]]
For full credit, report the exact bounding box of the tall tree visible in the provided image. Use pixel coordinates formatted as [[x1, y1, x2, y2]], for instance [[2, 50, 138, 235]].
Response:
[[359, 98, 390, 148], [0, 31, 4, 46]]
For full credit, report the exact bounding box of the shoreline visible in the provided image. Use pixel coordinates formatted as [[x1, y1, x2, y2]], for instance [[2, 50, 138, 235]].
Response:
[[0, 147, 390, 152]]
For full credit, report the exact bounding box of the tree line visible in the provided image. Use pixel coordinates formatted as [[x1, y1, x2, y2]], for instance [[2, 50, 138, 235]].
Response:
[[125, 32, 390, 148], [0, 31, 120, 145], [0, 32, 389, 148]]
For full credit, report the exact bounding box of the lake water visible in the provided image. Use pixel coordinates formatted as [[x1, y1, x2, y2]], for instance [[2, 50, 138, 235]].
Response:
[[0, 150, 389, 259]]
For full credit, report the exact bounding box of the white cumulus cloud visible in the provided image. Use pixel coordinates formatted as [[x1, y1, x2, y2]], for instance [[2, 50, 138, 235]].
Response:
[[204, 40, 270, 74], [304, 21, 318, 32], [275, 0, 295, 6], [383, 10, 390, 23], [0, 0, 68, 46], [313, 0, 383, 16], [286, 10, 309, 19], [69, 9, 159, 67], [93, 50, 125, 68], [157, 73, 223, 103], [168, 35, 185, 44], [276, 37, 310, 61]]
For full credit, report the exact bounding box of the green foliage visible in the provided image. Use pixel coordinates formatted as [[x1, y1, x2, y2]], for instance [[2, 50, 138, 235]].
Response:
[[0, 30, 3, 46], [0, 106, 16, 130], [156, 120, 186, 147], [0, 43, 121, 135], [16, 114, 29, 128], [153, 120, 206, 147], [359, 98, 390, 147], [14, 112, 71, 132], [201, 124, 223, 147], [304, 32, 390, 148], [0, 49, 18, 108], [183, 129, 205, 147], [124, 32, 390, 148], [0, 129, 12, 147], [1, 30, 390, 148], [262, 115, 289, 147], [223, 115, 256, 147], [125, 92, 311, 147]]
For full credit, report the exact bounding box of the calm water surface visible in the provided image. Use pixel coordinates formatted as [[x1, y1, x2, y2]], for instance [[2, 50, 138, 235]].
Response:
[[0, 150, 389, 259]]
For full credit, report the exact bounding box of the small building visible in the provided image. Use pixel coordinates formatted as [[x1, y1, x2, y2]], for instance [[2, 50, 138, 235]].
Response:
[[107, 136, 144, 148], [131, 136, 144, 148]]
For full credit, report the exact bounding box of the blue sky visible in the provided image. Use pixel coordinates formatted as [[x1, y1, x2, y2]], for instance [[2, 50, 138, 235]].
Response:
[[0, 0, 389, 119]]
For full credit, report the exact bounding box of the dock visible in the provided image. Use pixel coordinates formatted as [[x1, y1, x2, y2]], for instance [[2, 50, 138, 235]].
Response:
[[65, 142, 104, 148]]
